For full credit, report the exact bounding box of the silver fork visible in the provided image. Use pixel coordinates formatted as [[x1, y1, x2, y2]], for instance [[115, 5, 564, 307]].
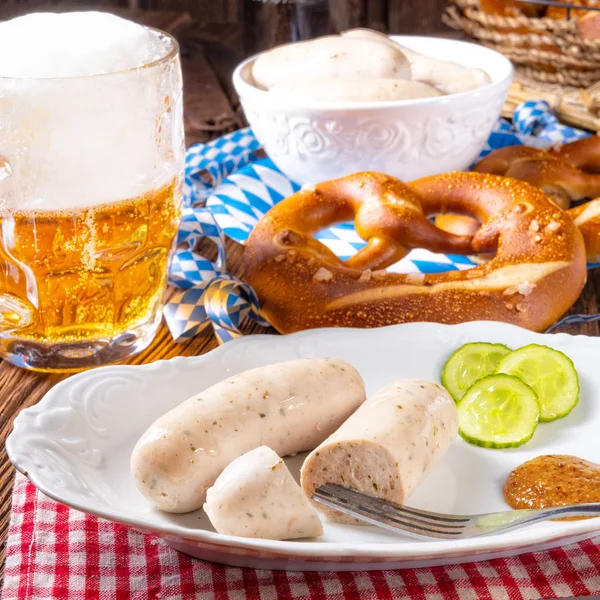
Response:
[[312, 484, 600, 540]]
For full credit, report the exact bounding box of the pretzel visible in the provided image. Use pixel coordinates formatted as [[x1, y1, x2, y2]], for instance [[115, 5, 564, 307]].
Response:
[[473, 138, 600, 208], [569, 199, 600, 261], [550, 135, 600, 171], [244, 172, 586, 334], [435, 137, 600, 261]]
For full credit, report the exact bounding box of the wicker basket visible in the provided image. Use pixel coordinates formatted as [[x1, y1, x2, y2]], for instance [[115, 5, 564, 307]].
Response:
[[444, 0, 600, 87]]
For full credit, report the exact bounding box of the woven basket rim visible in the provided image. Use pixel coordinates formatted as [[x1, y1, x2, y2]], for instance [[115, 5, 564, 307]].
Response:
[[449, 0, 592, 36], [444, 1, 600, 88], [446, 9, 600, 51], [445, 4, 600, 51]]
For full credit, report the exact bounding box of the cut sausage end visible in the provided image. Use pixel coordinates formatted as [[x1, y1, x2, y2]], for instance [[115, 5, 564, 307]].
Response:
[[302, 441, 401, 524], [300, 379, 458, 524], [204, 446, 324, 540]]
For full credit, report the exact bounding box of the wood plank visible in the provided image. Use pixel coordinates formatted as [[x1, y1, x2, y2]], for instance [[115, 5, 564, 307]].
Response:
[[329, 0, 365, 32], [110, 7, 192, 31], [223, 0, 241, 23], [180, 45, 243, 146], [388, 0, 451, 34], [242, 0, 293, 55], [560, 271, 600, 337], [183, 23, 245, 118], [184, 21, 244, 52], [144, 0, 242, 25], [0, 369, 61, 571], [367, 0, 388, 31], [346, 0, 367, 27]]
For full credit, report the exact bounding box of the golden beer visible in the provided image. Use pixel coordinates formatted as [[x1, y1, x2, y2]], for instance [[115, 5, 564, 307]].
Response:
[[0, 12, 185, 370], [0, 178, 181, 345]]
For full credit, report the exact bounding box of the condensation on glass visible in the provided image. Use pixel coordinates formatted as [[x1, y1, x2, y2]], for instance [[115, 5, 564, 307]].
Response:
[[0, 17, 185, 371]]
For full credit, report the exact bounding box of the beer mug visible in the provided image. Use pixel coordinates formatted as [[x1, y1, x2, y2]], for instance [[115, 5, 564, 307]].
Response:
[[0, 13, 185, 371]]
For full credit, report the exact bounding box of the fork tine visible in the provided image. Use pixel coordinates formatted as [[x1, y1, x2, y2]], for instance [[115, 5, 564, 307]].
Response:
[[313, 493, 466, 539], [318, 484, 469, 526], [313, 485, 468, 539], [381, 502, 470, 523], [318, 485, 466, 531], [325, 484, 469, 524]]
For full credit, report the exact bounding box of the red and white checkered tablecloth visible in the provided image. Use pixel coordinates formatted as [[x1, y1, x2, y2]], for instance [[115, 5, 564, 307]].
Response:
[[3, 473, 600, 600]]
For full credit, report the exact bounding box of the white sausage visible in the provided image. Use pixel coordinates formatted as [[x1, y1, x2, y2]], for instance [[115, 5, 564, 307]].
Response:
[[251, 35, 411, 90], [204, 446, 323, 540], [131, 358, 365, 513], [268, 78, 442, 103], [301, 379, 458, 523], [342, 29, 491, 94]]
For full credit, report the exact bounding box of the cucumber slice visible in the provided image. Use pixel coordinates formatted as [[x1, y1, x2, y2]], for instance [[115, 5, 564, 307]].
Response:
[[496, 344, 579, 422], [441, 342, 511, 401], [457, 374, 540, 449]]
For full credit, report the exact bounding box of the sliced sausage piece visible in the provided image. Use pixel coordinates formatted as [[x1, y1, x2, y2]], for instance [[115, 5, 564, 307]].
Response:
[[301, 379, 458, 523], [204, 446, 323, 540], [131, 358, 365, 513]]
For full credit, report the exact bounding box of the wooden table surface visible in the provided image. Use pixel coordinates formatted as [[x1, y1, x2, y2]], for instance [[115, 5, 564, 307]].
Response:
[[1, 6, 600, 583]]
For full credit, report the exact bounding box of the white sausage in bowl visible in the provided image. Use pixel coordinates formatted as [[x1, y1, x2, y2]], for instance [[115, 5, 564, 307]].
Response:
[[301, 379, 458, 523], [251, 35, 411, 90], [204, 446, 323, 540], [131, 358, 366, 513], [268, 78, 442, 103], [341, 29, 491, 94]]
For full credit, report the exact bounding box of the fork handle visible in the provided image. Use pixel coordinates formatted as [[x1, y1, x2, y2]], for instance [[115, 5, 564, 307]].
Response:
[[527, 503, 600, 522], [478, 503, 600, 535]]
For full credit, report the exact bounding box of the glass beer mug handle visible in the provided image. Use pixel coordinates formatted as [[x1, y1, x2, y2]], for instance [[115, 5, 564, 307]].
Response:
[[0, 155, 12, 181], [0, 153, 31, 334], [0, 294, 32, 333]]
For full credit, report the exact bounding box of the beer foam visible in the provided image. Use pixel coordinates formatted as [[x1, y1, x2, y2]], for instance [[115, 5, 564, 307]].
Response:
[[0, 12, 184, 212], [0, 12, 170, 78]]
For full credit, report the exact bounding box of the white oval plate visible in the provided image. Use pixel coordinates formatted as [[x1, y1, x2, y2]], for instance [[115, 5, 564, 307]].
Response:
[[6, 321, 600, 572]]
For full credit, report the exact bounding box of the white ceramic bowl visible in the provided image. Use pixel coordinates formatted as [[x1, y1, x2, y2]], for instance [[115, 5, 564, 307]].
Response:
[[232, 36, 514, 185]]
